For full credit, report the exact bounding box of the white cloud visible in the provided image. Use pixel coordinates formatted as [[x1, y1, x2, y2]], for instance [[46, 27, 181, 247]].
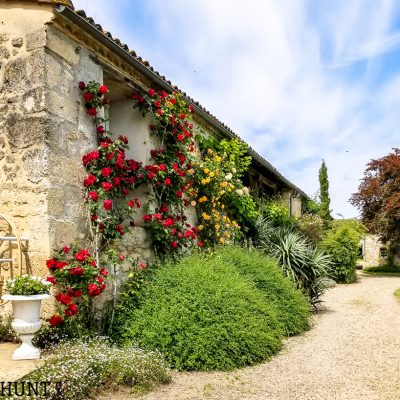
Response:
[[72, 0, 400, 218]]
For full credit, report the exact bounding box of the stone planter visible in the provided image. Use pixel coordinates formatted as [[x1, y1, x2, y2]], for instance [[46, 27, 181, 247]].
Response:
[[1, 294, 50, 360]]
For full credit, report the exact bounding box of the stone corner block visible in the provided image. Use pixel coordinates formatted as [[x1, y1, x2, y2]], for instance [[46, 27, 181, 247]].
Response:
[[6, 113, 50, 149], [26, 27, 47, 52]]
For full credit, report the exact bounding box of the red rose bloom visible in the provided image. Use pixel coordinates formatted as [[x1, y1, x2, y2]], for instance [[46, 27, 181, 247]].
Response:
[[148, 89, 156, 96], [83, 92, 93, 102], [103, 199, 113, 211], [177, 134, 184, 142], [87, 107, 97, 116], [165, 177, 171, 186], [74, 290, 83, 297], [55, 293, 71, 305], [75, 249, 91, 261], [100, 268, 109, 277], [98, 85, 108, 94], [49, 314, 63, 326], [128, 200, 135, 208], [176, 191, 183, 199], [163, 217, 174, 227], [46, 276, 56, 284], [198, 241, 203, 247], [88, 191, 98, 201], [88, 283, 100, 297], [171, 241, 178, 249], [172, 163, 179, 171], [157, 109, 163, 115], [143, 214, 152, 222], [65, 303, 78, 317], [96, 125, 105, 134], [83, 174, 97, 187], [154, 213, 163, 220], [159, 163, 166, 171], [69, 267, 84, 276], [139, 262, 147, 270], [101, 167, 113, 177], [102, 182, 113, 191], [46, 258, 57, 270], [147, 172, 155, 180], [78, 81, 86, 90]]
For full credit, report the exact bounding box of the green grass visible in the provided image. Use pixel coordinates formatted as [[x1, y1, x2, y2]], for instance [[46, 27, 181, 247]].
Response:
[[119, 246, 310, 371], [363, 265, 400, 276], [394, 288, 400, 302]]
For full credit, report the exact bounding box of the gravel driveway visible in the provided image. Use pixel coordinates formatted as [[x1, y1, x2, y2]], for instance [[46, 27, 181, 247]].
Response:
[[103, 273, 400, 400]]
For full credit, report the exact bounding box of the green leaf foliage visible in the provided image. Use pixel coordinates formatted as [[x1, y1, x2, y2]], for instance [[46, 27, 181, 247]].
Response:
[[318, 160, 332, 226], [255, 218, 333, 306], [120, 247, 310, 371], [321, 220, 365, 283], [216, 246, 310, 336]]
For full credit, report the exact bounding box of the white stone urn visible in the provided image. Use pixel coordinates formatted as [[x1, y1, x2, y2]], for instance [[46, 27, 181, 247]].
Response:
[[1, 294, 50, 360]]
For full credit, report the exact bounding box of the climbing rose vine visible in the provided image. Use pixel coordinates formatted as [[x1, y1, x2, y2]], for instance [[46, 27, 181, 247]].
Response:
[[47, 81, 144, 326], [46, 246, 108, 325], [132, 89, 201, 255]]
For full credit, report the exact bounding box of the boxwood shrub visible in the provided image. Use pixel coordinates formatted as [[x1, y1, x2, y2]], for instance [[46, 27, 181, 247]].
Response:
[[119, 246, 310, 371], [216, 246, 310, 336]]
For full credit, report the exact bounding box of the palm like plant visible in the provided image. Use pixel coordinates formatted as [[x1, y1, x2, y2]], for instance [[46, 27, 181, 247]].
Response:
[[255, 218, 333, 306]]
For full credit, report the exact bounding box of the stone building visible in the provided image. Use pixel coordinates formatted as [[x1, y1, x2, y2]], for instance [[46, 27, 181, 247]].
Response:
[[0, 0, 307, 288], [358, 234, 388, 269]]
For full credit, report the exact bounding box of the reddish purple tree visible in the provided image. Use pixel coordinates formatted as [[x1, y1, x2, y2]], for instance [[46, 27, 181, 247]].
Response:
[[350, 148, 400, 262]]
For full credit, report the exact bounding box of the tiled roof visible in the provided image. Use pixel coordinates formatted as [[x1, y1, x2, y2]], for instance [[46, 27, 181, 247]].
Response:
[[55, 2, 308, 198]]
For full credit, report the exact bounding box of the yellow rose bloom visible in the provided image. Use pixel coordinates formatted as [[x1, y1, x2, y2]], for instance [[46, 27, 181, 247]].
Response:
[[221, 181, 228, 187], [219, 237, 225, 244], [198, 225, 204, 230], [188, 169, 194, 175], [204, 168, 210, 174], [209, 171, 215, 178]]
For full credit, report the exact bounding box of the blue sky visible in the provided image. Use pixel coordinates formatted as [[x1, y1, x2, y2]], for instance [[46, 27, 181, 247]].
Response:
[[73, 0, 400, 217]]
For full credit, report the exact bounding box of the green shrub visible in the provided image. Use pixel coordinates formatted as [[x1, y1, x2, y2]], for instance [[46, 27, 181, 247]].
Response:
[[262, 199, 296, 227], [120, 251, 285, 371], [255, 218, 333, 306], [0, 316, 19, 343], [216, 246, 310, 336], [297, 214, 325, 244], [15, 338, 170, 399], [321, 222, 363, 283]]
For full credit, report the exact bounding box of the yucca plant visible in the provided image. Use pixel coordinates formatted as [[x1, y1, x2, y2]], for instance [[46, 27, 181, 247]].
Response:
[[255, 217, 333, 306]]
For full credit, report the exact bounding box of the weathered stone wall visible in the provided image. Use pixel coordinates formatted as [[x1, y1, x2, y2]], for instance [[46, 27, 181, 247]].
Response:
[[359, 234, 387, 268], [0, 4, 54, 286]]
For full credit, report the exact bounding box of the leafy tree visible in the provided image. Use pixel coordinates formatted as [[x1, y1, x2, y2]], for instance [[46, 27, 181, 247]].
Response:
[[318, 160, 332, 226], [321, 219, 365, 283], [350, 148, 400, 265]]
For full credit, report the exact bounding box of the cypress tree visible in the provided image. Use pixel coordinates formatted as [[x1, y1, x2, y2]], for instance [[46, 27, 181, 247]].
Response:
[[318, 160, 332, 226]]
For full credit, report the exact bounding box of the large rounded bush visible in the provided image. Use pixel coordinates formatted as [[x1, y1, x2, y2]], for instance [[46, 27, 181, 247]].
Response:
[[216, 246, 310, 336], [120, 252, 284, 371]]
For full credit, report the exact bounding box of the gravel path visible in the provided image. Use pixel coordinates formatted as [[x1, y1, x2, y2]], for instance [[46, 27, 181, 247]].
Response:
[[103, 273, 400, 400]]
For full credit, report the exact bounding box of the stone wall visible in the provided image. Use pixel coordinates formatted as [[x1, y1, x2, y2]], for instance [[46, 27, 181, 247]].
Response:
[[359, 234, 387, 269], [0, 4, 54, 286], [0, 4, 153, 309]]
